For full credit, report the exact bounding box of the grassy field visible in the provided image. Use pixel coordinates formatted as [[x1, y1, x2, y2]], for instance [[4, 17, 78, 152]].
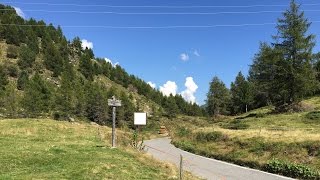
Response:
[[164, 97, 320, 179], [0, 118, 196, 179]]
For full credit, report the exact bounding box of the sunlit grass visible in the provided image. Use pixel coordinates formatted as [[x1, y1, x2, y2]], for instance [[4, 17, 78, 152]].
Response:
[[0, 119, 196, 179]]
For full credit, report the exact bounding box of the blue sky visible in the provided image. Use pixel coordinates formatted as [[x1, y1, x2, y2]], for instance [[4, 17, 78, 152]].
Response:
[[4, 0, 320, 104]]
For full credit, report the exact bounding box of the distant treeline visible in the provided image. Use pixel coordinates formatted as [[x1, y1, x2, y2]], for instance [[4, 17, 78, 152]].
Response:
[[0, 4, 206, 126]]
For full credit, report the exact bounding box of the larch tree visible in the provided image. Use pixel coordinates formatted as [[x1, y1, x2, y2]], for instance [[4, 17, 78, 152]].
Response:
[[206, 76, 231, 116]]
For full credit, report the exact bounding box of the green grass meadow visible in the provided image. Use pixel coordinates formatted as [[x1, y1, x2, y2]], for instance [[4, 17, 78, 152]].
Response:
[[0, 119, 192, 179]]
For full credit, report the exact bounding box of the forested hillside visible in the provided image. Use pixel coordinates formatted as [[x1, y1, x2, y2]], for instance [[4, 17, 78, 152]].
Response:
[[0, 4, 205, 126]]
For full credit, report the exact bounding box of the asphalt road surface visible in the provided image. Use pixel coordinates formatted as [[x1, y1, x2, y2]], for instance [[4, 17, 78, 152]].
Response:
[[144, 137, 294, 180]]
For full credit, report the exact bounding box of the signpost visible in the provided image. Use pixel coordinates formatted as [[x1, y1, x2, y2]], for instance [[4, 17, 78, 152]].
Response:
[[133, 112, 147, 149], [108, 96, 121, 148], [134, 112, 147, 126]]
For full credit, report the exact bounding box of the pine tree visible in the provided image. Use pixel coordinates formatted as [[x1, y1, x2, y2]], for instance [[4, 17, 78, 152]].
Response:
[[273, 0, 317, 106], [163, 95, 179, 119], [117, 91, 135, 128], [22, 73, 52, 117], [0, 65, 9, 109], [79, 50, 94, 81], [206, 76, 231, 116], [18, 45, 36, 69], [249, 1, 318, 110], [17, 71, 29, 90], [54, 61, 76, 118], [3, 83, 20, 118], [85, 83, 108, 125], [43, 42, 63, 77], [0, 65, 8, 92], [230, 72, 253, 114]]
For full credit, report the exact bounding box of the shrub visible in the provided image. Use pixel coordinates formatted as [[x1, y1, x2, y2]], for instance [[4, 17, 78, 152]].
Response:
[[6, 64, 18, 78], [264, 159, 320, 179], [222, 120, 249, 130], [172, 140, 195, 153], [302, 141, 320, 157], [305, 111, 320, 120], [7, 45, 19, 59], [176, 127, 191, 137], [53, 111, 68, 121], [195, 131, 224, 142]]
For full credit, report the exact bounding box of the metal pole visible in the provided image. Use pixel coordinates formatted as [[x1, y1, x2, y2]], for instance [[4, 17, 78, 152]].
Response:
[[112, 106, 116, 148]]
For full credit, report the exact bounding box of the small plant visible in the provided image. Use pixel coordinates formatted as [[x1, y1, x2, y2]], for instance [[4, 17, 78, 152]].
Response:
[[305, 111, 320, 120], [176, 127, 191, 137], [222, 120, 249, 130], [195, 131, 224, 142], [6, 45, 19, 59], [131, 130, 145, 151], [264, 159, 320, 179]]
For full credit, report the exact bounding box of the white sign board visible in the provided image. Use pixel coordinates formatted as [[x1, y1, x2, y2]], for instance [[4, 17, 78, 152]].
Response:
[[134, 112, 147, 125]]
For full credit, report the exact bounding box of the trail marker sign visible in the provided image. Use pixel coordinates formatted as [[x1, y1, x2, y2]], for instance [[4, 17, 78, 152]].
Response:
[[108, 96, 121, 148]]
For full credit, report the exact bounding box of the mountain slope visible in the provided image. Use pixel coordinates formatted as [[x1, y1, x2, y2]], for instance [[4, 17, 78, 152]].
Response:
[[0, 4, 205, 125]]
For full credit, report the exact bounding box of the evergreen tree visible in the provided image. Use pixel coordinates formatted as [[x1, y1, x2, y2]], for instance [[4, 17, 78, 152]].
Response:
[[117, 91, 135, 128], [18, 45, 36, 69], [71, 37, 82, 56], [54, 61, 76, 118], [273, 0, 317, 106], [0, 65, 8, 92], [3, 83, 20, 117], [313, 52, 320, 82], [85, 83, 108, 125], [230, 72, 253, 114], [0, 65, 9, 109], [79, 50, 94, 81], [250, 1, 317, 109], [43, 42, 63, 77], [163, 95, 179, 119], [22, 73, 52, 117], [17, 71, 29, 90], [206, 76, 231, 116]]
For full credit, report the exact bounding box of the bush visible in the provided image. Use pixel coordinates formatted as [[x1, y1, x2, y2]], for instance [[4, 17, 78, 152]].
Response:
[[306, 111, 320, 120], [53, 111, 69, 121], [222, 120, 249, 130], [172, 140, 195, 153], [176, 127, 191, 137], [195, 131, 225, 142], [302, 141, 320, 157], [7, 45, 19, 59], [6, 64, 18, 78], [264, 159, 320, 179]]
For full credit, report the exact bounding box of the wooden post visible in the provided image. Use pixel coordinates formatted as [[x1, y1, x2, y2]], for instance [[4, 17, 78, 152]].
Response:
[[179, 154, 183, 180], [108, 96, 121, 149], [112, 106, 116, 148]]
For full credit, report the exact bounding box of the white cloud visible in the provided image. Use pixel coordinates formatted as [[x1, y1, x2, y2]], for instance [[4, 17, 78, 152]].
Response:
[[104, 57, 119, 67], [180, 77, 198, 104], [180, 53, 189, 61], [193, 50, 200, 57], [147, 81, 156, 89], [160, 81, 178, 96], [14, 7, 25, 19], [81, 39, 93, 50]]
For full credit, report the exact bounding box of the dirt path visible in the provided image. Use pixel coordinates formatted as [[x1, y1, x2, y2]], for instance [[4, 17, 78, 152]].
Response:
[[144, 137, 294, 180]]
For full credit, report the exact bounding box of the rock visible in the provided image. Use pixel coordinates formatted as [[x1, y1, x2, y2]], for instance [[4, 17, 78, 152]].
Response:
[[68, 117, 75, 122], [90, 122, 99, 126]]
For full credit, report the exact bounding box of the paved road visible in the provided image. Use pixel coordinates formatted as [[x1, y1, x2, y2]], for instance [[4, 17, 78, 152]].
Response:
[[144, 137, 294, 180]]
